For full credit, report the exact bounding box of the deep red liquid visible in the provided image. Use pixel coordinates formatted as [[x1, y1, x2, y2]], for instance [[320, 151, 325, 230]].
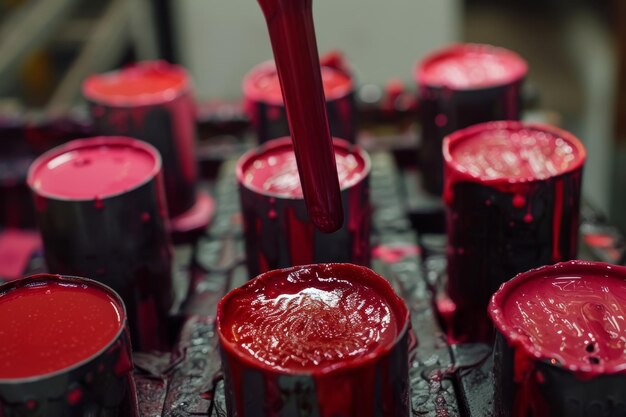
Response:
[[220, 264, 400, 372], [29, 139, 157, 200], [245, 63, 352, 104], [0, 280, 123, 379], [448, 126, 581, 182], [502, 270, 626, 370], [241, 143, 366, 198], [83, 61, 187, 105], [418, 44, 527, 89], [257, 0, 343, 232]]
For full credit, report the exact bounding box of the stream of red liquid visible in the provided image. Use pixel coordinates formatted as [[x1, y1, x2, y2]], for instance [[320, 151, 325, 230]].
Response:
[[257, 0, 343, 232]]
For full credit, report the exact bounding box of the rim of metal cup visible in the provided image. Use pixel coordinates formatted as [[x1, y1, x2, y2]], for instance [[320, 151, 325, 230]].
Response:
[[442, 120, 587, 186], [242, 60, 354, 105], [27, 136, 162, 202], [415, 42, 528, 91], [82, 60, 191, 107], [0, 273, 129, 384], [216, 263, 411, 376], [489, 260, 626, 376], [236, 136, 371, 200]]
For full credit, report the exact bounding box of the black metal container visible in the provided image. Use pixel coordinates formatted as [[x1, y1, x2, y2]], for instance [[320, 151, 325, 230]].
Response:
[[415, 43, 527, 195], [0, 274, 138, 417], [236, 138, 371, 278], [443, 122, 586, 343], [83, 61, 198, 220], [243, 60, 357, 144], [27, 137, 173, 351], [490, 261, 626, 417]]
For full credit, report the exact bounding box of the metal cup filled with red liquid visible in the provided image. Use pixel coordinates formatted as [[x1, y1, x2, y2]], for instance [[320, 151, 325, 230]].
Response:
[[0, 274, 137, 417], [83, 61, 212, 242], [415, 43, 528, 195], [442, 121, 586, 343], [216, 263, 411, 417], [490, 261, 626, 417], [243, 56, 357, 144], [236, 137, 371, 278], [27, 136, 173, 351]]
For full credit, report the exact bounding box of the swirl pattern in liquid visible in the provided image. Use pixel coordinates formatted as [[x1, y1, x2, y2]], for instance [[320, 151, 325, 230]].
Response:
[[502, 270, 626, 369], [220, 265, 399, 372]]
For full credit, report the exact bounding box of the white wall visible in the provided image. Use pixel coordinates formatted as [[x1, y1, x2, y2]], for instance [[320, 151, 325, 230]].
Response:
[[172, 0, 461, 101]]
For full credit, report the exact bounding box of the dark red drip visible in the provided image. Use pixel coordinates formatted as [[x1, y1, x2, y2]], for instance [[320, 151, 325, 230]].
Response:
[[285, 206, 315, 266], [257, 0, 343, 233]]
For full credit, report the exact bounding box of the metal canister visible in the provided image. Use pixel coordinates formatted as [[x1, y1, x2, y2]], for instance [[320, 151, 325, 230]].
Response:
[[216, 263, 411, 417], [27, 136, 173, 351], [416, 43, 527, 195], [83, 61, 200, 223], [237, 137, 371, 278], [443, 121, 586, 343], [0, 274, 137, 417], [243, 60, 357, 144], [490, 261, 626, 417]]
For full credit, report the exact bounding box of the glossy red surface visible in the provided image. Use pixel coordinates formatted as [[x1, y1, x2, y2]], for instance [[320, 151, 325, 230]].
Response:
[[256, 0, 343, 232], [219, 264, 401, 372], [490, 261, 626, 376], [83, 61, 188, 106], [28, 137, 159, 200], [239, 138, 367, 198], [243, 61, 352, 104], [0, 277, 124, 379], [417, 43, 527, 90]]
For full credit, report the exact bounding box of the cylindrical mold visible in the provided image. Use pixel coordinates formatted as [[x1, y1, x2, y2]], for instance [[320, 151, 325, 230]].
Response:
[[216, 263, 411, 417], [27, 137, 173, 351], [415, 43, 528, 195], [443, 121, 586, 343], [82, 60, 198, 219], [0, 274, 137, 417], [243, 60, 357, 144], [237, 137, 371, 278], [490, 261, 626, 417]]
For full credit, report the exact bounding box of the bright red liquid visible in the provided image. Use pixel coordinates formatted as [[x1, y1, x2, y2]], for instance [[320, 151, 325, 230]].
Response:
[[419, 44, 527, 89], [241, 143, 366, 198], [256, 0, 343, 233], [245, 63, 352, 104], [29, 139, 157, 200], [0, 280, 123, 379], [83, 61, 187, 105], [448, 126, 581, 182], [220, 264, 401, 372], [494, 263, 626, 372]]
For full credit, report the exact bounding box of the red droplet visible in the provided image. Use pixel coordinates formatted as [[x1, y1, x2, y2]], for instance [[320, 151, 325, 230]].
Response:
[[268, 209, 278, 219], [94, 197, 104, 210], [512, 194, 525, 208], [435, 114, 448, 127], [141, 212, 151, 222], [26, 400, 37, 410], [524, 214, 533, 223], [67, 387, 83, 405]]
